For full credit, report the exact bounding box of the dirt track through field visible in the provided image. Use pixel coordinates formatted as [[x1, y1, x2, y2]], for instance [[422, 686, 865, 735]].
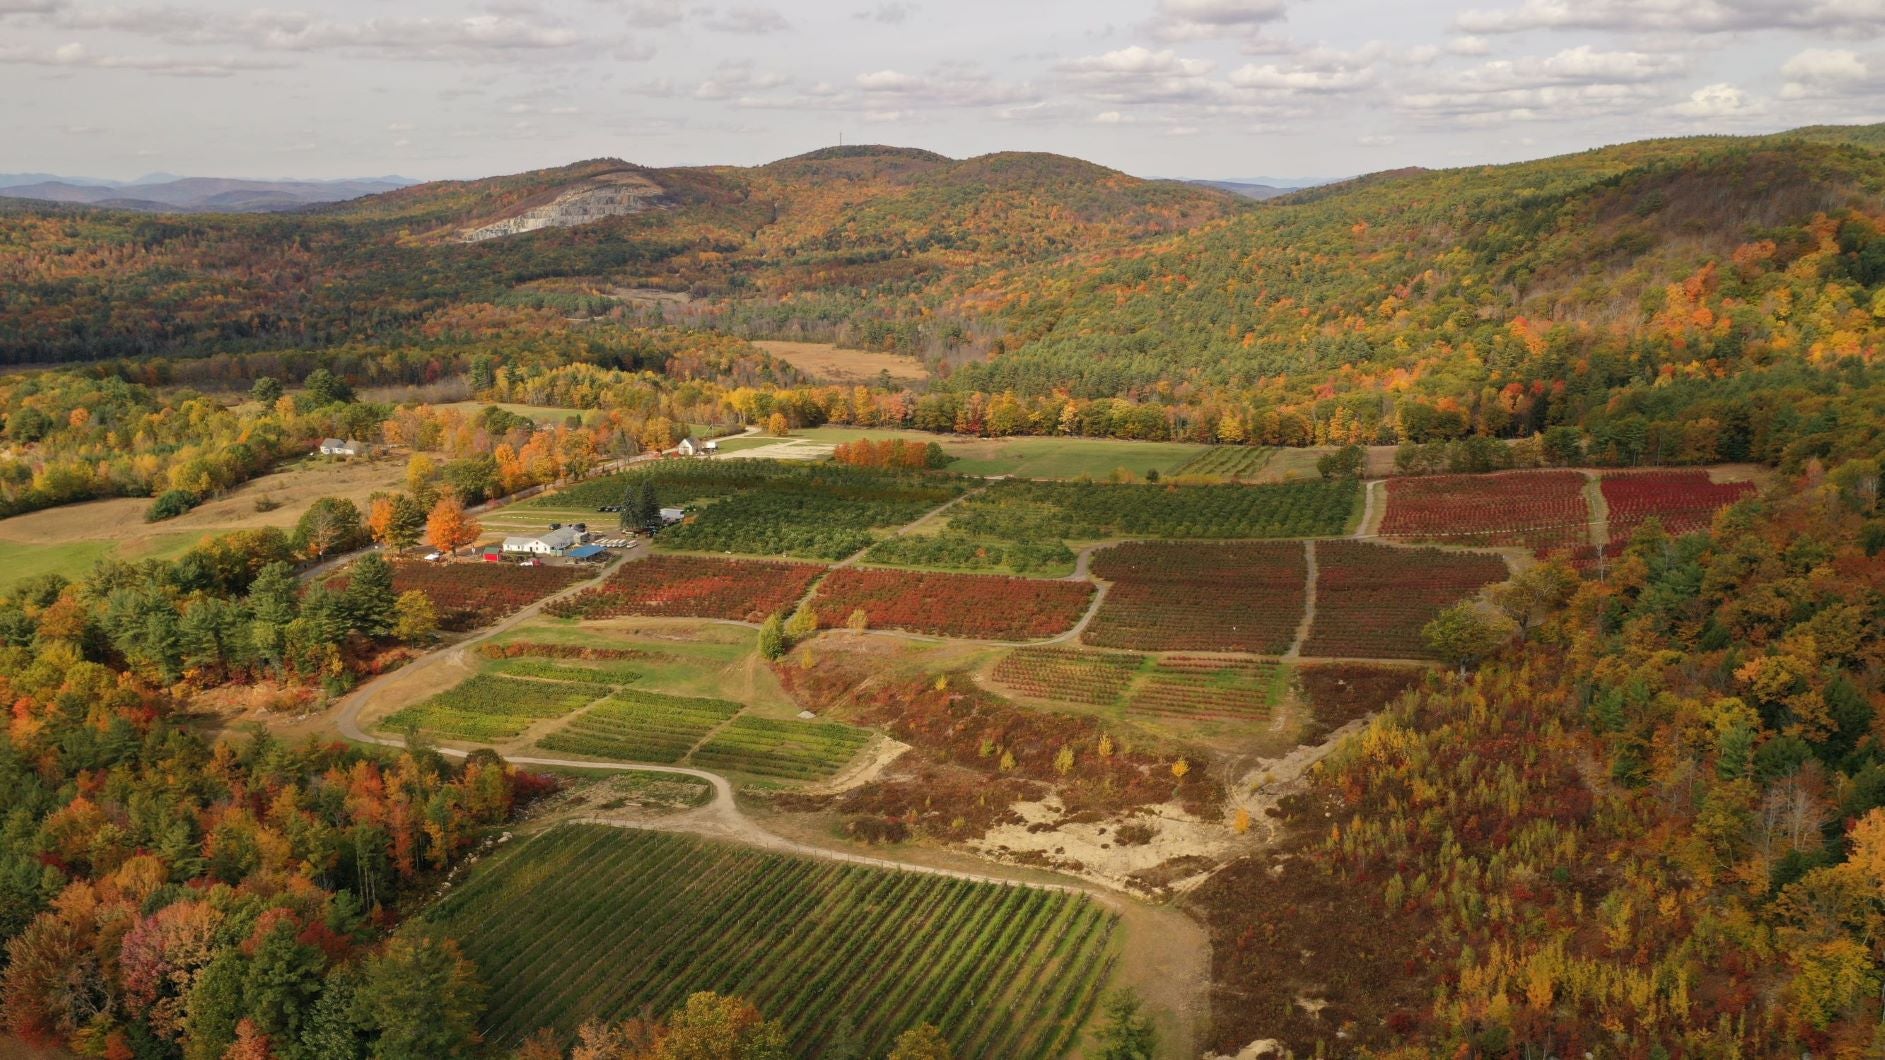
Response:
[[1284, 539, 1317, 660]]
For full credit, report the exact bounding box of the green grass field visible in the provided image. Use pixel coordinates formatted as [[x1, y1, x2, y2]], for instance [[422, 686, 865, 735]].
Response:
[[428, 826, 1118, 1058], [787, 427, 1206, 479], [0, 531, 205, 594]]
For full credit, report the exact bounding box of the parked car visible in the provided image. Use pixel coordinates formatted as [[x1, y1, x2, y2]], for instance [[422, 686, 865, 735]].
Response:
[[422, 551, 443, 561]]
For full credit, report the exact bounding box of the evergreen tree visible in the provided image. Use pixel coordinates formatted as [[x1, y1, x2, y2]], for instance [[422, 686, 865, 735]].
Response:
[[758, 614, 786, 659], [355, 934, 484, 1060], [1093, 989, 1158, 1060], [344, 552, 398, 637], [635, 479, 661, 531]]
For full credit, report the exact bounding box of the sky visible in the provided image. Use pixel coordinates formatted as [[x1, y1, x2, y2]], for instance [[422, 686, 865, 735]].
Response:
[[3, 0, 1884, 183]]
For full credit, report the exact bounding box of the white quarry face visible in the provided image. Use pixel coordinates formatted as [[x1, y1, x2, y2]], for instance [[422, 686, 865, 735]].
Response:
[[459, 170, 670, 242]]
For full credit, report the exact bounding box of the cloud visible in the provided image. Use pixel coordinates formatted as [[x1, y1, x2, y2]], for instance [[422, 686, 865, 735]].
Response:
[[0, 0, 61, 13], [1058, 46, 1221, 104], [1670, 81, 1765, 118], [626, 0, 688, 27], [714, 62, 1034, 112], [1150, 0, 1288, 43], [44, 6, 594, 61], [854, 2, 916, 23], [1457, 0, 1885, 37], [695, 61, 787, 99], [0, 39, 283, 76], [1780, 47, 1883, 98], [701, 5, 789, 34], [1395, 46, 1687, 124]]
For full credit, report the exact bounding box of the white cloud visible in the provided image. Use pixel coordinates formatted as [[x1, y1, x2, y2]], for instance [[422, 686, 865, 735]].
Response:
[[695, 61, 787, 99], [0, 40, 282, 76], [1780, 47, 1882, 98], [1458, 0, 1885, 37], [1670, 81, 1765, 118], [702, 6, 789, 34], [854, 2, 916, 24], [1150, 0, 1288, 43]]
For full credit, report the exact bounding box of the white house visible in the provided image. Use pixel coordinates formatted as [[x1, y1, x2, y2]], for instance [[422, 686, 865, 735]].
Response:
[[676, 436, 703, 457], [502, 525, 581, 554], [319, 438, 364, 458]]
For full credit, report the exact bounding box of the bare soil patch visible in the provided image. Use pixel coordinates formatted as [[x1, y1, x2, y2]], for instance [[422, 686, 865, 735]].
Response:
[[752, 340, 929, 384]]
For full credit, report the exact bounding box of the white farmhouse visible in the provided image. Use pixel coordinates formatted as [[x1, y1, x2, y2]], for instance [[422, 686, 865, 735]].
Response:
[[502, 525, 582, 554], [318, 438, 364, 458]]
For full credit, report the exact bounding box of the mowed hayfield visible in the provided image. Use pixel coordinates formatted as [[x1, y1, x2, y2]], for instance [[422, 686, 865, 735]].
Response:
[[0, 454, 407, 590], [751, 340, 929, 385], [428, 826, 1118, 1059]]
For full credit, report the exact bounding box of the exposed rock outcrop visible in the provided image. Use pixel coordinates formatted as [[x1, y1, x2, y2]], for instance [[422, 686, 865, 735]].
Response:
[[458, 170, 669, 242]]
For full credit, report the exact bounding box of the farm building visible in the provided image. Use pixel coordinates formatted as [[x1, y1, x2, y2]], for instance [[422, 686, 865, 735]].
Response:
[[702, 438, 719, 453], [502, 525, 581, 554], [676, 436, 704, 456], [566, 544, 608, 562], [318, 438, 364, 458], [658, 507, 687, 524]]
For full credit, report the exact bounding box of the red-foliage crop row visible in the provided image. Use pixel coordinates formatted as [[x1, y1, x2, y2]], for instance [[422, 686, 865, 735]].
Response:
[[1600, 470, 1755, 547], [546, 555, 824, 622], [1380, 470, 1592, 554], [389, 561, 584, 631], [1083, 541, 1306, 654], [1302, 541, 1508, 660], [988, 647, 1144, 705], [811, 568, 1094, 641]]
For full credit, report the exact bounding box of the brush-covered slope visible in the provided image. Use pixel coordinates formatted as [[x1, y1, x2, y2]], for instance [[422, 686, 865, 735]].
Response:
[[0, 147, 1239, 362], [951, 125, 1885, 399]]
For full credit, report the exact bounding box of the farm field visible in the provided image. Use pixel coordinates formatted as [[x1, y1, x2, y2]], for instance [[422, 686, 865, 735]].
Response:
[[386, 560, 585, 631], [751, 339, 929, 384], [1126, 657, 1286, 723], [428, 826, 1118, 1058], [1171, 446, 1274, 480], [989, 647, 1145, 705], [812, 568, 1095, 640], [949, 477, 1357, 546], [536, 688, 742, 763], [1600, 469, 1756, 545], [691, 715, 875, 780], [862, 530, 1076, 577], [1084, 541, 1307, 654], [0, 454, 408, 590], [1378, 470, 1591, 553], [483, 619, 799, 713], [788, 426, 1209, 479], [987, 647, 1287, 724], [378, 673, 607, 741], [546, 555, 824, 622], [506, 460, 964, 559], [1303, 542, 1509, 660]]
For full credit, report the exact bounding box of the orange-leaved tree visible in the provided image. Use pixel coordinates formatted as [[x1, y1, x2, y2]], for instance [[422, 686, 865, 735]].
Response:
[[425, 494, 480, 555]]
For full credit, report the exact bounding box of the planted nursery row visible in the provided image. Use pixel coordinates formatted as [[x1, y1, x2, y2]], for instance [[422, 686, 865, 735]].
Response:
[[1302, 541, 1508, 660], [387, 560, 585, 631], [546, 555, 824, 623], [989, 647, 1144, 706], [535, 688, 742, 763], [427, 826, 1118, 1059], [1379, 470, 1592, 554], [1085, 541, 1306, 654], [379, 674, 609, 742], [812, 568, 1094, 641]]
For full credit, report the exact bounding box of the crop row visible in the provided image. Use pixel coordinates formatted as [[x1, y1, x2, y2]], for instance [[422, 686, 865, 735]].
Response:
[[535, 688, 742, 762], [658, 490, 941, 560], [950, 476, 1356, 543], [1172, 446, 1274, 479], [1379, 470, 1592, 554], [1600, 470, 1755, 546], [1127, 660, 1281, 722], [1302, 541, 1508, 660], [547, 555, 824, 622], [1084, 541, 1307, 654], [426, 826, 1118, 1058], [988, 647, 1145, 705], [388, 560, 585, 631], [864, 532, 1075, 576], [524, 459, 962, 514], [484, 657, 645, 685], [812, 568, 1095, 640], [379, 674, 608, 741], [690, 716, 874, 781]]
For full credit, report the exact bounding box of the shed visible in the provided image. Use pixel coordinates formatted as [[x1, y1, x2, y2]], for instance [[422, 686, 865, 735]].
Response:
[[658, 507, 686, 524], [566, 544, 607, 561], [676, 436, 703, 456]]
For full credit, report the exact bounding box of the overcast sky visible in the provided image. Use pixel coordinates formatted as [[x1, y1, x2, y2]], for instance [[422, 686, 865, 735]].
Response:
[[4, 0, 1883, 182]]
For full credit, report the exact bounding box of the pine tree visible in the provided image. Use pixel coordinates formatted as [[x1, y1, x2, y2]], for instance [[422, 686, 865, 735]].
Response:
[[345, 552, 397, 637]]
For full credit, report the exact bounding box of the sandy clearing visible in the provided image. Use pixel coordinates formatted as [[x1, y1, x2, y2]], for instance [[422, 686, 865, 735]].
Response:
[[970, 795, 1240, 897], [752, 340, 928, 385]]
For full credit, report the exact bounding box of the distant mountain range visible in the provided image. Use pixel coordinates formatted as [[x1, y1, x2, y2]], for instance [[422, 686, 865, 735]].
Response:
[[1176, 176, 1341, 200], [0, 173, 418, 213]]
